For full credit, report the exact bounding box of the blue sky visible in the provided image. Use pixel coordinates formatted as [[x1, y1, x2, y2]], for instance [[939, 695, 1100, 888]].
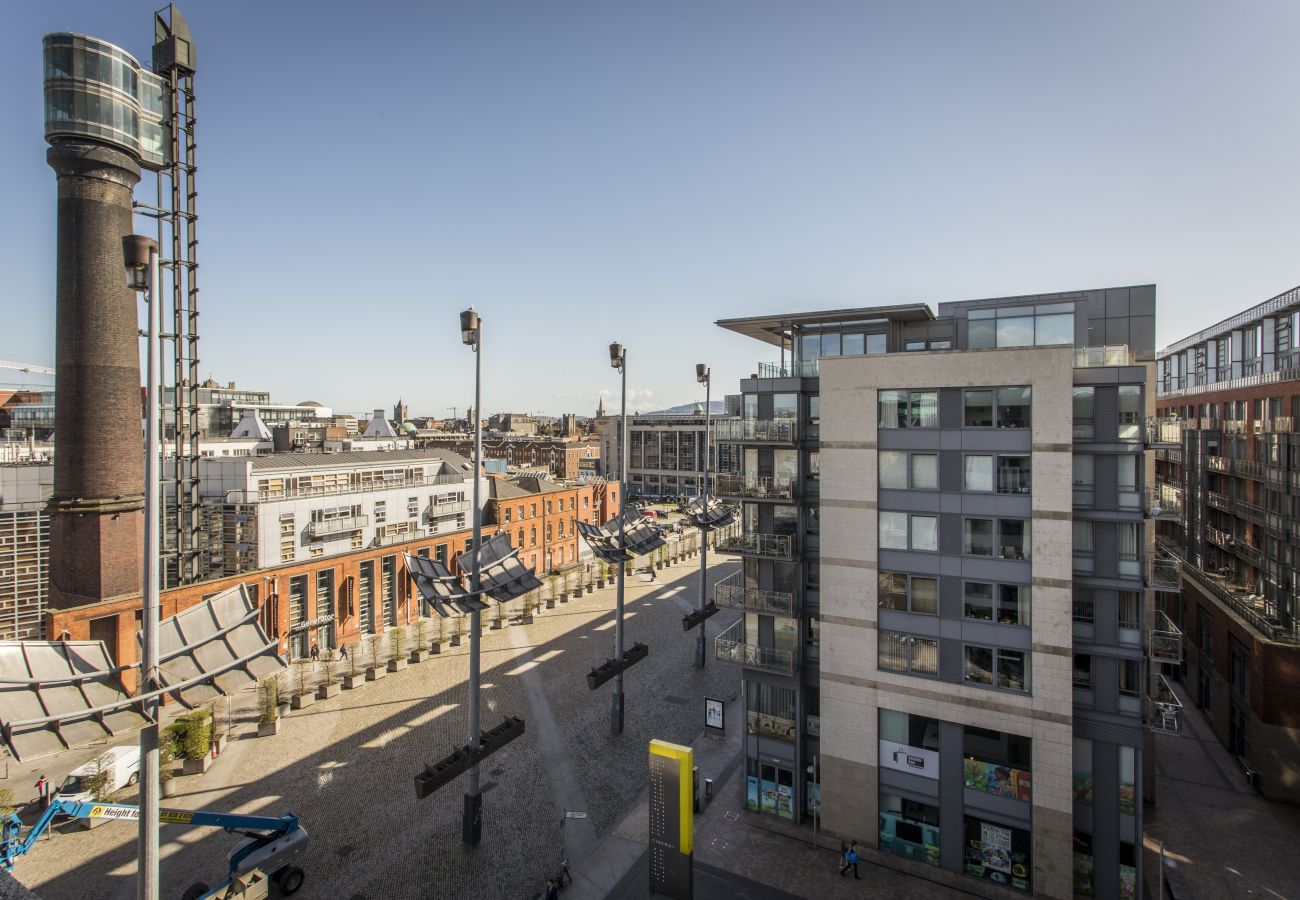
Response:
[[3, 1, 1299, 416]]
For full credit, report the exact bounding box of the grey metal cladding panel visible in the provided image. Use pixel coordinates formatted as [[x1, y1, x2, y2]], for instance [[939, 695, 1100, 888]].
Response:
[[1129, 316, 1155, 358], [1106, 318, 1131, 347], [958, 494, 1032, 519], [960, 557, 1032, 583], [879, 765, 941, 800], [940, 575, 962, 619], [1106, 289, 1131, 318], [880, 489, 941, 513], [1092, 656, 1119, 714], [960, 620, 1031, 651], [1092, 589, 1119, 646], [940, 389, 963, 429], [1129, 285, 1156, 316], [1073, 715, 1143, 747], [879, 609, 941, 637], [962, 788, 1032, 828], [1094, 455, 1118, 512], [879, 549, 942, 575], [878, 430, 943, 451], [1094, 387, 1119, 443], [939, 638, 963, 683], [959, 430, 1032, 453], [940, 513, 962, 556], [1087, 290, 1107, 318], [940, 451, 962, 493], [1094, 521, 1119, 579]]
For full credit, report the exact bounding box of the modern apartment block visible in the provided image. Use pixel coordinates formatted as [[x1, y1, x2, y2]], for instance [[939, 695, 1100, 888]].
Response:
[[714, 286, 1160, 899], [1154, 285, 1300, 803], [0, 463, 52, 640], [599, 413, 738, 500]]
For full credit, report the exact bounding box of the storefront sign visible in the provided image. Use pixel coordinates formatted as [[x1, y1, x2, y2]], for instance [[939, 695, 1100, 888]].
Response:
[[880, 739, 939, 780], [288, 614, 336, 635]]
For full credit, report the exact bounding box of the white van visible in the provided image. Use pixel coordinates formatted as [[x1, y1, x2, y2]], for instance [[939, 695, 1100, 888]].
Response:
[[54, 745, 141, 806]]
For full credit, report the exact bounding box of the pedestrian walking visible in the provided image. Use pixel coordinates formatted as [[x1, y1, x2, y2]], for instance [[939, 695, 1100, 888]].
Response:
[[339, 644, 348, 661], [34, 775, 48, 810], [848, 841, 860, 879], [838, 841, 849, 876], [544, 878, 559, 900], [309, 642, 319, 661]]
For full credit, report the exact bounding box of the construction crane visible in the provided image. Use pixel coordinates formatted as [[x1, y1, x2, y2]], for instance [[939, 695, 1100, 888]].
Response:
[[2, 800, 309, 899], [0, 360, 54, 376]]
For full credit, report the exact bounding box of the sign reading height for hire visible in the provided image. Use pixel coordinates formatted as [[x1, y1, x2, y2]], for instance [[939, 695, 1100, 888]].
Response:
[[649, 739, 694, 900]]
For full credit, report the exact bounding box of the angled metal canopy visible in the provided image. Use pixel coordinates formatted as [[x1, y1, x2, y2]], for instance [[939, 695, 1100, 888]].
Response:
[[455, 533, 545, 602], [576, 521, 632, 563], [403, 552, 489, 617], [680, 496, 737, 530]]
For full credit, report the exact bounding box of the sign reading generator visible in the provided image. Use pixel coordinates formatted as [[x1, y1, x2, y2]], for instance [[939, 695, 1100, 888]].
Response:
[[648, 739, 694, 900]]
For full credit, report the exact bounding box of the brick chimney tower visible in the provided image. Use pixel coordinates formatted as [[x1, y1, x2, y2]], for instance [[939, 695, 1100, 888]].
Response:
[[42, 33, 164, 608]]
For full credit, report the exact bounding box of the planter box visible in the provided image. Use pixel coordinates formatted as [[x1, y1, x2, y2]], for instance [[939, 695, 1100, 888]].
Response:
[[490, 619, 503, 630], [342, 673, 366, 690], [519, 613, 534, 625], [79, 816, 109, 830], [257, 719, 280, 737], [387, 657, 408, 673], [291, 692, 315, 710], [597, 580, 606, 589], [365, 666, 387, 681], [161, 779, 177, 798], [428, 641, 443, 655], [409, 649, 429, 664], [560, 592, 570, 603], [182, 755, 211, 776], [545, 598, 556, 609], [450, 634, 462, 646], [317, 682, 341, 700]]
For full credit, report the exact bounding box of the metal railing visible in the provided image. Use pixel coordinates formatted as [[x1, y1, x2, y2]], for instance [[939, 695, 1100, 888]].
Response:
[[713, 418, 799, 443], [426, 499, 471, 520], [713, 473, 796, 500], [1146, 484, 1183, 519], [714, 619, 797, 675], [1206, 490, 1268, 524], [756, 360, 820, 379], [715, 531, 795, 560], [1177, 560, 1300, 644], [713, 570, 797, 615], [1146, 417, 1184, 447], [1074, 345, 1132, 368], [1149, 673, 1183, 734], [230, 471, 467, 504], [1150, 610, 1183, 663], [1148, 556, 1180, 591], [304, 514, 369, 537]]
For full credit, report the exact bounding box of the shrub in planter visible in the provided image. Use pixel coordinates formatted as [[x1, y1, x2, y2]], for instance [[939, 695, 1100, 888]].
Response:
[[290, 661, 314, 709], [257, 677, 280, 735], [317, 652, 341, 699], [410, 618, 430, 662], [365, 638, 386, 680], [450, 617, 463, 647], [387, 627, 407, 672], [166, 709, 213, 775]]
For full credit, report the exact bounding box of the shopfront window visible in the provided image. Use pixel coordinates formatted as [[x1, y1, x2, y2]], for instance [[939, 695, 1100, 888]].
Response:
[[880, 793, 940, 867], [963, 726, 1032, 801], [1119, 746, 1136, 814], [1073, 832, 1095, 896], [745, 682, 796, 742], [1073, 737, 1094, 804], [746, 760, 795, 819], [963, 816, 1032, 892]]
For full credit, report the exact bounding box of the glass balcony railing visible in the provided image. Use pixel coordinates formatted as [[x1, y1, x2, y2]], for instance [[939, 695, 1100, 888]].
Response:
[[1148, 556, 1180, 592], [713, 474, 796, 500], [1150, 673, 1183, 734], [756, 360, 820, 379], [1150, 610, 1183, 663], [1146, 484, 1182, 519], [304, 514, 369, 538], [715, 531, 795, 560], [713, 418, 799, 443], [1073, 345, 1132, 367], [714, 619, 797, 675], [1146, 417, 1184, 447], [713, 570, 796, 615]]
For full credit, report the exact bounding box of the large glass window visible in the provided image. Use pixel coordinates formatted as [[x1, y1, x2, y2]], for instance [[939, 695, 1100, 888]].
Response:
[[1073, 455, 1095, 506], [998, 456, 1032, 494], [842, 333, 865, 355], [997, 316, 1035, 347], [1074, 832, 1095, 896], [1118, 522, 1140, 576], [911, 515, 938, 551], [866, 333, 888, 354], [964, 518, 994, 556], [1073, 738, 1094, 804], [969, 309, 996, 349], [963, 726, 1032, 801], [964, 646, 1028, 692], [879, 390, 938, 428], [773, 393, 798, 420], [999, 519, 1029, 560], [998, 387, 1032, 428], [745, 681, 796, 741], [880, 794, 940, 867], [1073, 521, 1095, 573], [964, 816, 1032, 893], [879, 572, 938, 614], [880, 512, 908, 549], [879, 451, 908, 489], [964, 455, 994, 492], [1073, 387, 1095, 439], [879, 631, 938, 677], [1117, 454, 1139, 509], [964, 582, 994, 620], [911, 454, 938, 489], [964, 389, 993, 427], [1035, 314, 1074, 345], [1118, 386, 1142, 441], [1119, 746, 1136, 814]]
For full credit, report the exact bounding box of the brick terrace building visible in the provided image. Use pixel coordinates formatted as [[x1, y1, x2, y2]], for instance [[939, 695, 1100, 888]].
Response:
[[420, 433, 599, 480], [1155, 285, 1300, 803], [487, 475, 619, 575]]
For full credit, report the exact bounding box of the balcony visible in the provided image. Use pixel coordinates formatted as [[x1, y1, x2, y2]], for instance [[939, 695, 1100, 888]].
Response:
[[713, 570, 797, 615], [1146, 417, 1184, 448], [713, 418, 799, 444], [1150, 610, 1183, 663], [425, 499, 471, 522], [714, 619, 797, 676], [1178, 561, 1300, 644], [756, 360, 819, 379], [715, 531, 795, 560], [713, 473, 796, 501], [1206, 490, 1269, 525], [304, 514, 369, 538], [1073, 345, 1132, 367], [1146, 484, 1183, 519], [1222, 419, 1250, 436], [1148, 556, 1180, 592], [1150, 673, 1183, 735]]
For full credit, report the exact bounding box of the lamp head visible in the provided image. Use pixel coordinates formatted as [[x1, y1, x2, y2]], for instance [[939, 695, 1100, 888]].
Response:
[[121, 234, 157, 292], [609, 342, 625, 371], [696, 363, 709, 384], [460, 308, 480, 347]]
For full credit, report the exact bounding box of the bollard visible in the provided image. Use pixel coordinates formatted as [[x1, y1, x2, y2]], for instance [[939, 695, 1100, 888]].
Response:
[[704, 778, 713, 800]]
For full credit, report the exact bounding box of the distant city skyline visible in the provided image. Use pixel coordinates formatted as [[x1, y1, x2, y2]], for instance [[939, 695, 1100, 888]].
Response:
[[4, 1, 1300, 415]]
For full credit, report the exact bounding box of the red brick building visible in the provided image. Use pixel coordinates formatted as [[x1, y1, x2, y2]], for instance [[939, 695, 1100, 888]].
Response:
[[419, 434, 599, 480], [487, 475, 619, 575]]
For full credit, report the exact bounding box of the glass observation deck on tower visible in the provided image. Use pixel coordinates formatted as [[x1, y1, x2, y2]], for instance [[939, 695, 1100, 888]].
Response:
[[43, 33, 167, 169]]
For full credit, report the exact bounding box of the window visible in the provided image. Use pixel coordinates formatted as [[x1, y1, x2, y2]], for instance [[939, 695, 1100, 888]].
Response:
[[530, 526, 537, 546], [1119, 659, 1142, 710], [963, 725, 1032, 801], [1073, 587, 1095, 625], [964, 455, 994, 492], [879, 390, 938, 428], [879, 451, 908, 489], [999, 584, 1030, 626], [866, 333, 887, 354], [997, 315, 1035, 348], [1073, 455, 1094, 506], [880, 512, 937, 551], [1118, 591, 1141, 644], [998, 387, 1031, 428], [842, 333, 865, 355], [504, 506, 512, 523], [911, 454, 938, 489], [1073, 738, 1094, 804], [881, 452, 936, 489], [374, 501, 386, 525], [879, 573, 938, 614], [1073, 653, 1093, 689], [879, 631, 938, 677], [964, 646, 1027, 692], [998, 456, 1031, 494], [999, 519, 1029, 560], [1073, 387, 1095, 439], [1073, 521, 1094, 573], [964, 519, 994, 556], [905, 340, 926, 351], [745, 682, 796, 740], [1118, 522, 1140, 576], [963, 816, 1032, 893], [1117, 455, 1139, 509], [1035, 313, 1074, 345], [1119, 747, 1136, 815], [1118, 386, 1141, 441], [879, 793, 941, 866], [964, 390, 993, 427]]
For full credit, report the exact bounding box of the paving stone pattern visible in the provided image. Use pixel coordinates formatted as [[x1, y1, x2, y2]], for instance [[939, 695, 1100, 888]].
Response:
[[5, 555, 741, 900]]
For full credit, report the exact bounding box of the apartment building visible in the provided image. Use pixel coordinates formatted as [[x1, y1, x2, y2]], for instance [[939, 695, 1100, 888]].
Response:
[[487, 474, 618, 575], [714, 286, 1159, 899], [1154, 285, 1300, 803], [599, 413, 738, 500], [419, 433, 599, 480]]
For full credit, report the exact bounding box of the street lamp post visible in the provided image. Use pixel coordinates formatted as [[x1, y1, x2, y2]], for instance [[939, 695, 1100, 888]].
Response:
[[610, 342, 627, 734], [123, 234, 160, 900], [460, 308, 484, 846], [695, 363, 710, 669]]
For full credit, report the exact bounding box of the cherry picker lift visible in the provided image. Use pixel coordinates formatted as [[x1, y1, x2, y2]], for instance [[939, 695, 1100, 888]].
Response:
[[1, 799, 309, 899]]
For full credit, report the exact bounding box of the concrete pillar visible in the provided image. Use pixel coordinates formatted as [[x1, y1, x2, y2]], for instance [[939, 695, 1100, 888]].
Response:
[[46, 141, 144, 609]]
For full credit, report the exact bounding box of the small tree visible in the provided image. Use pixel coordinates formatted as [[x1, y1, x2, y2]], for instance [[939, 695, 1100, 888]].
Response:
[[294, 660, 310, 697], [322, 649, 338, 686], [258, 677, 279, 725], [82, 753, 114, 802], [389, 626, 404, 662], [367, 638, 380, 671], [415, 617, 428, 650], [346, 642, 360, 677]]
